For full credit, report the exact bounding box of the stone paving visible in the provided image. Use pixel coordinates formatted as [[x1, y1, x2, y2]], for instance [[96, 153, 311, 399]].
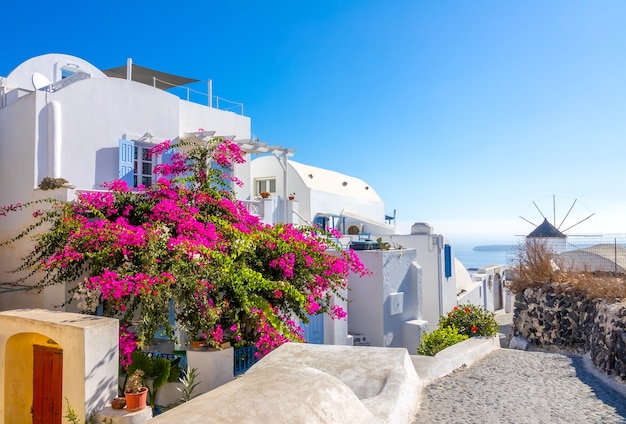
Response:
[[413, 311, 626, 424]]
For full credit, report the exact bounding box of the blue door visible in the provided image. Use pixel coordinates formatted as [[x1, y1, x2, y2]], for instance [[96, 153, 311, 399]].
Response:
[[118, 138, 134, 186], [303, 313, 324, 344]]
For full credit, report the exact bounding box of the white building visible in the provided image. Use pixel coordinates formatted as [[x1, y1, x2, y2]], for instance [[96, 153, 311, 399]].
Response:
[[0, 53, 266, 310], [0, 54, 504, 352], [250, 155, 396, 236]]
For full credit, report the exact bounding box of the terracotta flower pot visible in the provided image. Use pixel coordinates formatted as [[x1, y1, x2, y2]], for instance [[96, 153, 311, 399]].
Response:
[[124, 387, 148, 412], [189, 340, 205, 350]]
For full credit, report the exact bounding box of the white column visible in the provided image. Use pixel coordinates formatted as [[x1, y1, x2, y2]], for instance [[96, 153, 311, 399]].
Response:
[[47, 100, 62, 178]]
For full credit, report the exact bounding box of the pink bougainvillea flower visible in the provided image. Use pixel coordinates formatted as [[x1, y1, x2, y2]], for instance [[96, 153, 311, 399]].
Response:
[[1, 137, 369, 363]]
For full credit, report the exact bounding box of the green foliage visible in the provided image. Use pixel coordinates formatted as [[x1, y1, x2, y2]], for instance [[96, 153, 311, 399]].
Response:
[[439, 303, 498, 337], [64, 397, 80, 424], [417, 302, 498, 356], [177, 366, 201, 403], [125, 351, 180, 408], [417, 326, 468, 356], [1, 137, 368, 365]]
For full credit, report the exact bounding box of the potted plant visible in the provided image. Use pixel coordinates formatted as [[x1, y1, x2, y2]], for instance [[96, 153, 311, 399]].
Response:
[[260, 191, 270, 199], [288, 193, 295, 200], [188, 333, 206, 350], [124, 369, 148, 412], [126, 351, 182, 410]]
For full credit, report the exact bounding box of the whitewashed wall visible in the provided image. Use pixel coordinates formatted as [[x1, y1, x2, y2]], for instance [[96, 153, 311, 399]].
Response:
[[347, 249, 423, 350], [0, 54, 252, 312], [376, 230, 458, 329], [250, 156, 385, 226]]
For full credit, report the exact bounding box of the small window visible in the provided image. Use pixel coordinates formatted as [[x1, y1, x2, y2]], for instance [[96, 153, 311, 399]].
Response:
[[133, 145, 154, 187], [60, 65, 80, 79], [254, 178, 276, 196]]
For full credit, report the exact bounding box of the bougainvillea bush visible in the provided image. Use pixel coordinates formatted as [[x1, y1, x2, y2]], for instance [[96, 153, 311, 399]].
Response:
[[1, 137, 368, 365]]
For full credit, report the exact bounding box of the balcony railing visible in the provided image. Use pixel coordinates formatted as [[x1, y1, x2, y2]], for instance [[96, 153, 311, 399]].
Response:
[[152, 77, 244, 115]]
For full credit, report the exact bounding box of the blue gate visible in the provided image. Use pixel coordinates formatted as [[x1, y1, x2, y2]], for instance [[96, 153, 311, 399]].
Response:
[[234, 346, 259, 376], [302, 313, 324, 344]]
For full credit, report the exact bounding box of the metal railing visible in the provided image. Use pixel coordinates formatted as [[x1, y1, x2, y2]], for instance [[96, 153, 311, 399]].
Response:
[[152, 77, 244, 115], [50, 71, 91, 91], [556, 234, 626, 273], [234, 346, 259, 376], [240, 200, 262, 217]]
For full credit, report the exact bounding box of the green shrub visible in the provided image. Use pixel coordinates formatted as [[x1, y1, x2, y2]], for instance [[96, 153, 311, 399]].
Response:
[[439, 303, 498, 337], [417, 326, 468, 356]]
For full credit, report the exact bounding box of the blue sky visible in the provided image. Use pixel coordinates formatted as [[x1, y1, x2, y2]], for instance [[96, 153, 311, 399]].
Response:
[[3, 1, 626, 243]]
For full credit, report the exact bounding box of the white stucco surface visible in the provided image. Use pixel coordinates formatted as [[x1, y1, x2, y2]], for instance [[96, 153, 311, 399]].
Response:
[[379, 232, 457, 328], [148, 343, 421, 424], [347, 249, 423, 350], [0, 54, 252, 308], [0, 309, 118, 421], [250, 156, 386, 226]]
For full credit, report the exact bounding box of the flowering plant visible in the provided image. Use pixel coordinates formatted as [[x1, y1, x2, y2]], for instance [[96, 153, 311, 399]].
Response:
[[1, 136, 368, 365], [439, 303, 498, 337], [125, 369, 145, 394]]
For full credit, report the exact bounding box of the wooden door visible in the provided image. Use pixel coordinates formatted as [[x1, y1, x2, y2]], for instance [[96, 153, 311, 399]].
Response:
[[32, 345, 63, 424]]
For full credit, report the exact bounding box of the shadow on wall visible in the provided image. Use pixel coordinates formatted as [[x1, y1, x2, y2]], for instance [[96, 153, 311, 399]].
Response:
[[95, 147, 119, 189]]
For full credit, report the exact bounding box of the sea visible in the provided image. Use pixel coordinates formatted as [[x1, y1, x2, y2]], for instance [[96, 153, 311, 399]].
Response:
[[452, 242, 517, 270]]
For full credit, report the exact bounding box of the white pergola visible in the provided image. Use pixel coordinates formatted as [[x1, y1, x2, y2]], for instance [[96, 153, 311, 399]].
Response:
[[180, 131, 296, 222]]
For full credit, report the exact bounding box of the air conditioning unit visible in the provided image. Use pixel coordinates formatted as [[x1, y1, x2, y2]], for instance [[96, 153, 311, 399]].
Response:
[[350, 333, 371, 346], [347, 223, 363, 235]]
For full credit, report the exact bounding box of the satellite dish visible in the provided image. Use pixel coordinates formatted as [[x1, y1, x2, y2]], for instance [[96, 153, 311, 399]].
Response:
[[31, 72, 51, 90]]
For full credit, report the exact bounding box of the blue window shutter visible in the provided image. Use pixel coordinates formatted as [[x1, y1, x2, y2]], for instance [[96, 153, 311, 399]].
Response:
[[444, 244, 452, 278], [118, 138, 134, 186]]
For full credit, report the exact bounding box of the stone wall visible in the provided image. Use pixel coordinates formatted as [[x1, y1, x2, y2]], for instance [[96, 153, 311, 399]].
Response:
[[513, 285, 626, 381]]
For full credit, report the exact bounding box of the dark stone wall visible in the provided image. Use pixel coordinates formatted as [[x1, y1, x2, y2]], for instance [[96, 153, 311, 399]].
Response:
[[513, 285, 626, 381]]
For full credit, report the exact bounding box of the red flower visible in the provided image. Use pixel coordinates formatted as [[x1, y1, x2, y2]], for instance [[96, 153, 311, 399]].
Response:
[[471, 325, 478, 333], [465, 308, 471, 313], [453, 306, 458, 311]]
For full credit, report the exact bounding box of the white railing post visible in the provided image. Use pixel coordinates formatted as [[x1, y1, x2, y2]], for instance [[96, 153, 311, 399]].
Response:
[[208, 79, 213, 107]]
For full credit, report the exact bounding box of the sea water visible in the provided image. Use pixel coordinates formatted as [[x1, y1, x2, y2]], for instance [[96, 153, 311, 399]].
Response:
[[452, 242, 516, 270]]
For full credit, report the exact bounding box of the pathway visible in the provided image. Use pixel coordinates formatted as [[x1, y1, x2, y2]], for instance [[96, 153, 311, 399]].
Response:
[[413, 312, 626, 423]]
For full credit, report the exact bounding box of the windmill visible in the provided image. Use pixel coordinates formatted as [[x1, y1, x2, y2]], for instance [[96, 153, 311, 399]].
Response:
[[517, 195, 597, 253]]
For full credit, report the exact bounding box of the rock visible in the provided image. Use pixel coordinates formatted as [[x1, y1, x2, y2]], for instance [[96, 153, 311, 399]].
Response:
[[111, 397, 126, 409], [509, 336, 530, 351]]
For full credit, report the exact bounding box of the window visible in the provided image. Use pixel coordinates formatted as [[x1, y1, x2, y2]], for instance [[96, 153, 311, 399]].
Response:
[[134, 145, 153, 187], [254, 178, 276, 196], [119, 139, 158, 187], [60, 64, 81, 79]]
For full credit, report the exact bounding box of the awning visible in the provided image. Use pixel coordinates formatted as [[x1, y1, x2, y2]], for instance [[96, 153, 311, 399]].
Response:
[[340, 210, 397, 232], [102, 63, 199, 90]]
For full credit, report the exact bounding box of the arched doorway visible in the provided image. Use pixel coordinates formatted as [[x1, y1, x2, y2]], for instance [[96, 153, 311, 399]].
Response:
[[4, 333, 63, 424]]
